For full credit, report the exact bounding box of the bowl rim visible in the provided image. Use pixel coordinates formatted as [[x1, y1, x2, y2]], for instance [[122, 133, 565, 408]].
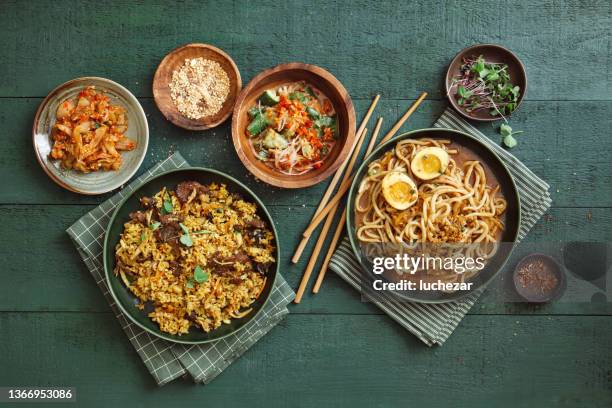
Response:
[[32, 76, 149, 195], [103, 166, 280, 344], [345, 127, 522, 304], [152, 42, 242, 131], [231, 62, 356, 189], [445, 43, 527, 122]]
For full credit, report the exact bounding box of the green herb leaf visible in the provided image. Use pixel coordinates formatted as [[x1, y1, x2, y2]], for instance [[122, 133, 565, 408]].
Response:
[[474, 57, 485, 73], [288, 91, 308, 103], [503, 134, 517, 148], [194, 265, 208, 283], [486, 71, 499, 81], [186, 278, 195, 289], [257, 150, 269, 161], [140, 231, 146, 242], [500, 123, 513, 137], [179, 223, 189, 234], [478, 67, 490, 78], [306, 107, 320, 119], [305, 86, 316, 97], [192, 230, 212, 235], [180, 234, 193, 247], [163, 199, 173, 214], [150, 222, 161, 230]]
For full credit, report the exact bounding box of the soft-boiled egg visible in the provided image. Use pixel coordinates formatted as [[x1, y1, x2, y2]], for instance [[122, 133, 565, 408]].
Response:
[[410, 147, 450, 180], [382, 172, 418, 210]]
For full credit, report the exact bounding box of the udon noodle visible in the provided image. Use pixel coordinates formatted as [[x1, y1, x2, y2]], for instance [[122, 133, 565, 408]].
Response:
[[355, 138, 507, 283]]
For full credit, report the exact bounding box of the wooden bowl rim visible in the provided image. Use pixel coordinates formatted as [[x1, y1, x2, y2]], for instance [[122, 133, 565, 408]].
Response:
[[153, 43, 242, 131], [445, 43, 527, 122], [231, 62, 356, 189], [32, 76, 149, 195]]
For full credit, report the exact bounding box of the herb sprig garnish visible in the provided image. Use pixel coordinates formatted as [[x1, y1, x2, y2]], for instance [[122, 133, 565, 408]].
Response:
[[178, 223, 213, 247], [161, 192, 173, 214], [179, 223, 193, 247], [500, 123, 523, 148], [451, 55, 521, 119], [194, 265, 208, 283], [186, 266, 209, 289]]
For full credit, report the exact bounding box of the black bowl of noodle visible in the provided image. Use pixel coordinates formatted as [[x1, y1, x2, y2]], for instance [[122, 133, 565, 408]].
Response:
[[104, 167, 279, 344], [346, 128, 520, 303]]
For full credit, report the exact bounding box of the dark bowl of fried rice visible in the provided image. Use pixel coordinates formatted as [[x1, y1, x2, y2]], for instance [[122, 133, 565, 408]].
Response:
[[103, 167, 279, 344]]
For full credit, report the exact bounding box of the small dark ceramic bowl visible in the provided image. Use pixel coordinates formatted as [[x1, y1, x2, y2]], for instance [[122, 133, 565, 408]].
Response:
[[103, 167, 279, 344], [445, 44, 527, 122], [513, 253, 565, 302]]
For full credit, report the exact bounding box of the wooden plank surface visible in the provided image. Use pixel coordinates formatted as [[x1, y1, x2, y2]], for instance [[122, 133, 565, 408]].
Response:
[[1, 0, 610, 406], [0, 205, 609, 315], [2, 98, 612, 206], [0, 313, 610, 408], [1, 0, 610, 100]]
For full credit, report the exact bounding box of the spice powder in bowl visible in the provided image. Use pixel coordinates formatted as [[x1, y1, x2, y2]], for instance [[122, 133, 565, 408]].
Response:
[[169, 57, 230, 120], [513, 254, 564, 302]]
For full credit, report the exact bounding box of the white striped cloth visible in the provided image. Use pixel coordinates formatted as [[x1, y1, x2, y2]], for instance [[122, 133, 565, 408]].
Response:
[[329, 108, 552, 346], [67, 152, 295, 385]]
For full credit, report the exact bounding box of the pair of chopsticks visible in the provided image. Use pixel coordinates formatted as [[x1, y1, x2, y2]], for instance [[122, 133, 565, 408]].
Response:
[[293, 92, 428, 303]]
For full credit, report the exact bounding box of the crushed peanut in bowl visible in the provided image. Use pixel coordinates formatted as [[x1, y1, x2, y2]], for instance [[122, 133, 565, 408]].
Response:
[[169, 57, 230, 120]]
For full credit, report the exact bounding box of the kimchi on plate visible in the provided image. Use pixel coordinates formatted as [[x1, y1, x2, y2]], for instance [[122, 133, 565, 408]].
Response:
[[50, 86, 137, 172]]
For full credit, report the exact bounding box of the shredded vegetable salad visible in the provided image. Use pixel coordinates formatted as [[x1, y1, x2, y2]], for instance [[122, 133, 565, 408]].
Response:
[[245, 81, 337, 175]]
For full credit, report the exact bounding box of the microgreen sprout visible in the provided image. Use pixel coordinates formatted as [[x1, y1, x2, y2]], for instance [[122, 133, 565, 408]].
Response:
[[450, 55, 520, 117], [500, 123, 524, 148]]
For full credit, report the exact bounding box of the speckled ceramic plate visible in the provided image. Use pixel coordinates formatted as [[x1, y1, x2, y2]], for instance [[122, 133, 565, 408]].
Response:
[[33, 77, 149, 195]]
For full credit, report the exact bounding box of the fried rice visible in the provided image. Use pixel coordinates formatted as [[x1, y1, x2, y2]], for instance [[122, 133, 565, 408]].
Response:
[[114, 181, 275, 335]]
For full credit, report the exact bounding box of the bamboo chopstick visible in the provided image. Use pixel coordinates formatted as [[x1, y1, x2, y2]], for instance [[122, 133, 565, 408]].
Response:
[[293, 128, 369, 303], [312, 117, 384, 293], [380, 92, 428, 144], [291, 95, 380, 264], [301, 93, 428, 239]]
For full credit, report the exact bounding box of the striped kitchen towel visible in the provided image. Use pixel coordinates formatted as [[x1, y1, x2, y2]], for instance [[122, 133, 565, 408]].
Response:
[[67, 152, 295, 386], [329, 107, 552, 346]]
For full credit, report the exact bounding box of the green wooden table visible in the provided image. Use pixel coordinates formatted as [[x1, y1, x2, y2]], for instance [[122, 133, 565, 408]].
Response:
[[1, 1, 610, 406]]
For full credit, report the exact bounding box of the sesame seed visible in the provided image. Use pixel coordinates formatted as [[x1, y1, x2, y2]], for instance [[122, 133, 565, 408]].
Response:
[[169, 57, 230, 120]]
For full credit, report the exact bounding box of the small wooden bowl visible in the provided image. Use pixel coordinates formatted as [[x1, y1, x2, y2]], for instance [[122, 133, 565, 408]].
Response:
[[231, 63, 356, 189], [445, 44, 527, 122], [153, 43, 242, 130]]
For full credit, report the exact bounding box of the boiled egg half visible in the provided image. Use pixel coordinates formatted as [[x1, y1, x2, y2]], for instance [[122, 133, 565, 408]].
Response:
[[410, 147, 450, 180], [382, 172, 418, 210]]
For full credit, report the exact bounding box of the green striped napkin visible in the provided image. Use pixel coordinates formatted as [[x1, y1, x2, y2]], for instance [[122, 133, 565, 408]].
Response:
[[67, 152, 295, 386], [329, 108, 552, 346]]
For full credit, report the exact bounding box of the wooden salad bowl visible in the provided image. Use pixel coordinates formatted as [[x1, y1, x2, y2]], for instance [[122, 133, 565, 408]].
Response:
[[231, 63, 356, 189], [153, 43, 242, 130]]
